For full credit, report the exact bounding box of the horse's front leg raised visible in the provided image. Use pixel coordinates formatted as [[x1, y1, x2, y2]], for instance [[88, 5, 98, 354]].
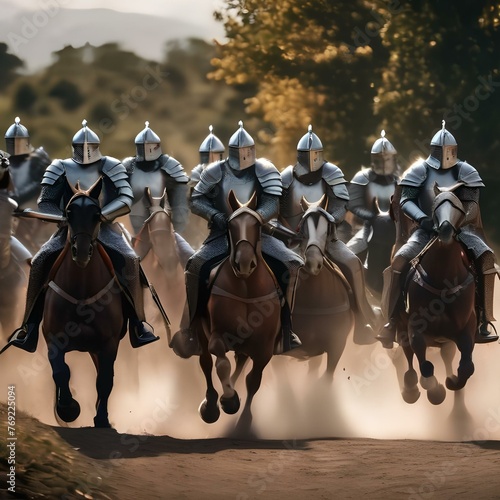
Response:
[[93, 350, 117, 428], [198, 336, 221, 424], [399, 331, 420, 404], [446, 324, 475, 391], [48, 343, 81, 423], [209, 332, 240, 416]]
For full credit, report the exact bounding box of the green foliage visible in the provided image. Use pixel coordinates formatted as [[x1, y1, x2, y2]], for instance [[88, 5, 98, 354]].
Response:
[[0, 43, 24, 90], [48, 79, 85, 111], [13, 82, 37, 114]]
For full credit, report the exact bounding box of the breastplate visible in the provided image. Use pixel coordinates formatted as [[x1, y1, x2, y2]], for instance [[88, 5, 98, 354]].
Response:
[[9, 157, 39, 207], [281, 177, 325, 230], [418, 167, 459, 216], [63, 159, 102, 191], [129, 168, 166, 232], [365, 180, 396, 212], [215, 166, 260, 215]]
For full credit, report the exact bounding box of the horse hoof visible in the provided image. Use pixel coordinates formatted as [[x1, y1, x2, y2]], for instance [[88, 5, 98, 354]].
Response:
[[427, 384, 446, 405], [402, 388, 420, 404], [404, 369, 418, 388], [199, 399, 220, 424], [93, 416, 112, 428], [445, 375, 465, 391], [56, 398, 81, 423], [220, 392, 240, 415]]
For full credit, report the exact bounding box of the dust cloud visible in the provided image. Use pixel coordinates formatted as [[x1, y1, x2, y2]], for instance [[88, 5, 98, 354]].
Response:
[[1, 275, 500, 444]]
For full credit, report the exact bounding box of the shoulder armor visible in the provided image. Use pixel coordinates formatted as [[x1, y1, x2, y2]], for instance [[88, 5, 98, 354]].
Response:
[[457, 161, 485, 187], [102, 156, 128, 181], [41, 160, 65, 186], [350, 168, 371, 186], [189, 164, 204, 187], [122, 156, 136, 176], [255, 158, 282, 196], [399, 160, 428, 187], [322, 162, 347, 186], [29, 147, 51, 169], [194, 160, 223, 194], [159, 155, 189, 183], [281, 166, 294, 189]]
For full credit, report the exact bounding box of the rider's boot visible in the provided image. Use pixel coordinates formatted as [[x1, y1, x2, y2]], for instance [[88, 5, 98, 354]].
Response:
[[375, 265, 403, 349], [475, 258, 498, 343], [128, 314, 159, 348], [170, 267, 202, 358], [2, 291, 45, 354]]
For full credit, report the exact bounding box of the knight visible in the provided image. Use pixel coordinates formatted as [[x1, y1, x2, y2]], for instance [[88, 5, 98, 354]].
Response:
[[4, 117, 52, 252], [188, 125, 225, 194], [278, 125, 381, 343], [122, 121, 189, 235], [170, 121, 303, 357], [5, 120, 159, 353], [376, 121, 498, 348], [347, 130, 399, 258]]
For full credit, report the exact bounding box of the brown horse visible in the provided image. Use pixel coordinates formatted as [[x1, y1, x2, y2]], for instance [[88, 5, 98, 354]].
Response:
[[43, 178, 126, 427], [398, 185, 477, 405], [283, 195, 353, 380], [198, 191, 281, 429]]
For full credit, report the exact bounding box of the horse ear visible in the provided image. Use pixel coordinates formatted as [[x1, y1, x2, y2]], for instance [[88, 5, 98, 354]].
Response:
[[374, 197, 381, 214], [144, 187, 153, 209], [433, 181, 442, 196], [227, 190, 240, 212], [300, 195, 312, 211], [88, 176, 103, 200], [67, 178, 79, 195], [243, 191, 257, 210]]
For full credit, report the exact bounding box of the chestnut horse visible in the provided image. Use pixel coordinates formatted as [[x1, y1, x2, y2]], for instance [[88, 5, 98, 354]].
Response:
[[43, 178, 126, 427], [284, 195, 353, 380], [398, 185, 477, 405], [198, 191, 281, 429]]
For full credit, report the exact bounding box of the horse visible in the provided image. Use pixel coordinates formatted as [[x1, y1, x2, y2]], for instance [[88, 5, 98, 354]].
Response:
[[364, 200, 397, 300], [42, 178, 126, 427], [131, 187, 192, 329], [197, 190, 281, 430], [397, 185, 477, 405], [282, 195, 353, 381]]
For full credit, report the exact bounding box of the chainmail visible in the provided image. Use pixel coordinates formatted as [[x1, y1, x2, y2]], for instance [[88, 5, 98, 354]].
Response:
[[255, 193, 279, 223]]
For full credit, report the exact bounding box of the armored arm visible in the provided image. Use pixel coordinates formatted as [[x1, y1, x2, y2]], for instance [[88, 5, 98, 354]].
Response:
[[15, 147, 50, 205], [0, 153, 9, 189], [255, 193, 279, 224], [101, 160, 133, 222], [191, 190, 225, 229], [400, 186, 428, 224], [457, 186, 480, 225], [347, 183, 375, 221], [165, 176, 189, 232], [38, 177, 65, 216]]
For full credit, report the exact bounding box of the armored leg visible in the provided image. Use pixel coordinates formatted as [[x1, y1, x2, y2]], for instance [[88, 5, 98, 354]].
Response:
[[475, 251, 499, 343]]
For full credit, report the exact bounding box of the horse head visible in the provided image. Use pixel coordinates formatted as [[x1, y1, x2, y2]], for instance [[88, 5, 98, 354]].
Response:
[[368, 197, 396, 246], [298, 195, 334, 276], [65, 177, 103, 268], [144, 187, 172, 218], [431, 182, 466, 245], [227, 190, 261, 278]]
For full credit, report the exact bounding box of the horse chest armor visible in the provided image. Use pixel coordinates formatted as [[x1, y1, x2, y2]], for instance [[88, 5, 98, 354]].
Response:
[[418, 167, 459, 216], [281, 177, 325, 230], [63, 160, 102, 191], [365, 181, 395, 212], [215, 167, 260, 215]]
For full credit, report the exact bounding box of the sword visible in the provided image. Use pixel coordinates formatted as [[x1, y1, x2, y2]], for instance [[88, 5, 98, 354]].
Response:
[[13, 208, 65, 224]]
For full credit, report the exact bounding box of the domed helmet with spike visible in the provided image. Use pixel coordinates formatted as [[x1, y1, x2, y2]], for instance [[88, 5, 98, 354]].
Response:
[[72, 120, 102, 165], [4, 117, 33, 156], [370, 130, 397, 175], [135, 121, 162, 162], [199, 125, 225, 165], [297, 125, 324, 172], [228, 121, 255, 170], [427, 120, 458, 170]]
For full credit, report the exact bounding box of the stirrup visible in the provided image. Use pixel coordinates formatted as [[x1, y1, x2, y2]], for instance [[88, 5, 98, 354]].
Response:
[[475, 322, 499, 344], [375, 321, 396, 349], [169, 328, 202, 358], [129, 320, 159, 348], [0, 325, 39, 354]]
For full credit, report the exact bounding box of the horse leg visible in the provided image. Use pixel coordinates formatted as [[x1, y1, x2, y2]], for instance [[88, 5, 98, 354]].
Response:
[[48, 345, 80, 423], [440, 341, 457, 380], [409, 330, 446, 405], [209, 334, 240, 415], [446, 329, 475, 391], [198, 342, 220, 424], [400, 331, 420, 404], [231, 352, 249, 386], [94, 350, 117, 428]]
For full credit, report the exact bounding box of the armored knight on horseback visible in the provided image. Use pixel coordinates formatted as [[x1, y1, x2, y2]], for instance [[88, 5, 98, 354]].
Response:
[[171, 121, 303, 357], [4, 117, 52, 252], [5, 120, 159, 353], [377, 121, 498, 348], [278, 125, 381, 344], [347, 130, 399, 257]]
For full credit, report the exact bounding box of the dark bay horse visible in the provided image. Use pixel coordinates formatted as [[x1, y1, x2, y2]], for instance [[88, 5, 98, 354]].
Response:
[[398, 186, 477, 405], [198, 191, 281, 429], [284, 195, 353, 380], [43, 178, 126, 427]]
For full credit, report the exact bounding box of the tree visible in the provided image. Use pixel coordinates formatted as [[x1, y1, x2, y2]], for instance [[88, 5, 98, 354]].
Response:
[[0, 43, 24, 89], [210, 0, 389, 170]]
